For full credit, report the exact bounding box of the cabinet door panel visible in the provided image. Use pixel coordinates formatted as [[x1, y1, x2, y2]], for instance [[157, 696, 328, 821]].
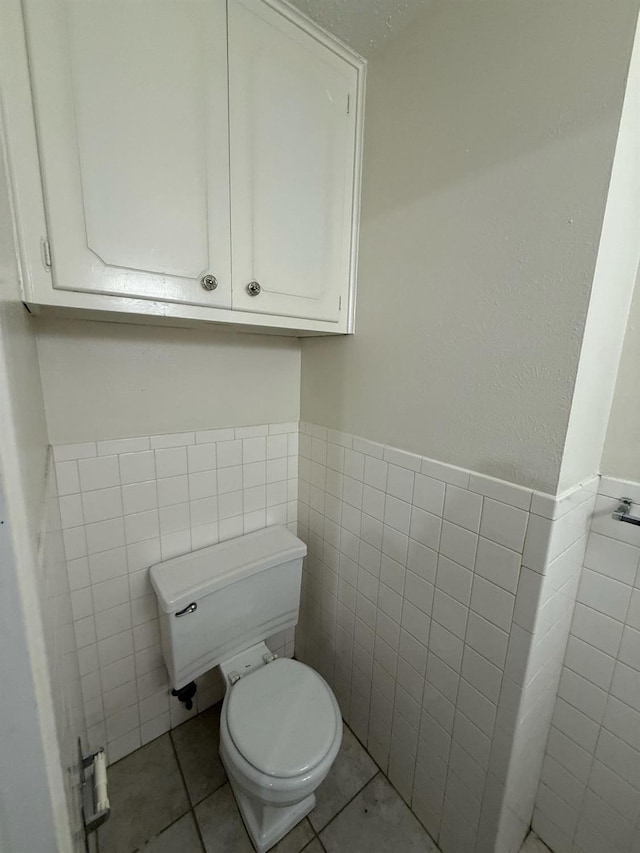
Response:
[[229, 0, 358, 322], [24, 0, 231, 306]]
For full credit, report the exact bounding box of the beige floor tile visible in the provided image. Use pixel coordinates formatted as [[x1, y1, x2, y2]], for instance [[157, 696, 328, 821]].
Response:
[[309, 726, 378, 831], [320, 774, 439, 853], [270, 818, 315, 853], [171, 703, 226, 805], [139, 813, 203, 852], [195, 783, 253, 853], [98, 735, 190, 853]]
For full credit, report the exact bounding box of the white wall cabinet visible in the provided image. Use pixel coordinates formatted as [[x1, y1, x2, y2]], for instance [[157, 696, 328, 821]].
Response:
[[229, 0, 357, 324], [1, 0, 365, 335]]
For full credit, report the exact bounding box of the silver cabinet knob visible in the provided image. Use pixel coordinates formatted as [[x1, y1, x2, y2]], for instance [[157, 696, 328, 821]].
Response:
[[247, 281, 261, 296], [201, 275, 218, 291]]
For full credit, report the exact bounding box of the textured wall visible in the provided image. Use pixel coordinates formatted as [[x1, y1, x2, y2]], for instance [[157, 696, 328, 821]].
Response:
[[301, 0, 639, 494], [289, 0, 433, 55], [36, 318, 301, 445], [601, 277, 640, 481]]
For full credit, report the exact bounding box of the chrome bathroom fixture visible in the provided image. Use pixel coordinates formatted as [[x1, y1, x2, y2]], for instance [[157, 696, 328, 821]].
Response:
[[612, 497, 640, 527]]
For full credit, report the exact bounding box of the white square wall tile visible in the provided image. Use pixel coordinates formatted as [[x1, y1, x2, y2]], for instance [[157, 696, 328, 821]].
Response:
[[89, 547, 127, 585], [465, 612, 508, 669], [387, 465, 415, 502], [521, 514, 553, 572], [364, 456, 387, 491], [55, 461, 80, 495], [474, 537, 520, 594], [602, 696, 640, 751], [407, 539, 437, 585], [93, 577, 130, 613], [470, 576, 514, 633], [78, 455, 120, 491], [154, 447, 187, 479], [124, 510, 160, 545], [409, 507, 441, 551], [432, 589, 468, 640], [119, 451, 156, 485], [577, 569, 631, 622], [384, 496, 412, 534], [64, 526, 88, 560], [480, 499, 529, 554], [570, 603, 623, 658], [435, 556, 472, 606], [557, 668, 608, 724], [513, 567, 544, 632], [86, 518, 125, 555], [609, 661, 640, 712], [266, 434, 288, 459], [82, 487, 123, 524], [122, 481, 157, 515], [187, 443, 216, 473], [59, 494, 84, 528], [243, 437, 266, 464], [439, 521, 477, 570], [444, 486, 482, 533], [584, 532, 640, 585], [413, 474, 445, 517], [564, 636, 615, 692], [189, 470, 217, 500], [157, 475, 189, 508]]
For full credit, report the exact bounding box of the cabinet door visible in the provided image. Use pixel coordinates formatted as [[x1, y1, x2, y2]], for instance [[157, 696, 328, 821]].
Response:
[[23, 0, 231, 307], [229, 0, 359, 323]]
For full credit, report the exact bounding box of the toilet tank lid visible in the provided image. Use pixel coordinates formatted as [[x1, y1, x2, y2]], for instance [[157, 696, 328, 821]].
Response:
[[149, 526, 307, 613]]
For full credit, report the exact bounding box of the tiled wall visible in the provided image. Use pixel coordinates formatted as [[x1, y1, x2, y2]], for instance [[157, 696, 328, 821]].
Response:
[[487, 483, 596, 852], [53, 422, 298, 764], [533, 476, 640, 853], [295, 422, 595, 853], [40, 451, 86, 851]]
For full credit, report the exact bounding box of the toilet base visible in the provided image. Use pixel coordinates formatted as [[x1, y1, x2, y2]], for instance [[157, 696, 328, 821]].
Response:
[[224, 763, 315, 853]]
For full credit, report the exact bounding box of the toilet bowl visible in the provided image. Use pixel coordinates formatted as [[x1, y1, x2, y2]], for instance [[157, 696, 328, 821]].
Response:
[[149, 526, 343, 853], [218, 644, 342, 852]]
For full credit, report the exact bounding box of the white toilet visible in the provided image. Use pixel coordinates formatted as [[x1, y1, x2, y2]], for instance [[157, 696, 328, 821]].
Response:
[[150, 526, 342, 853]]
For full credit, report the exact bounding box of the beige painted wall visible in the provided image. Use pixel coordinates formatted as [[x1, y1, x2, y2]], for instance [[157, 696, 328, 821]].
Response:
[[36, 318, 301, 444], [602, 275, 640, 481], [557, 15, 640, 492], [301, 0, 639, 494]]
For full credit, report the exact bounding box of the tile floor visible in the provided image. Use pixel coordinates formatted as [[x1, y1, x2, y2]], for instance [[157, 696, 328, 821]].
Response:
[[97, 703, 550, 853]]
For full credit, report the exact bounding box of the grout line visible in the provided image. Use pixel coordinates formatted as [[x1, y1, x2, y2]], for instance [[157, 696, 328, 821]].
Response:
[[167, 730, 207, 851], [129, 808, 198, 853], [314, 770, 381, 842]]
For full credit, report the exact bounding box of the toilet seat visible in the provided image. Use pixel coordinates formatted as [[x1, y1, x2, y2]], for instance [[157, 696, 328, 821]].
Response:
[[226, 658, 338, 778]]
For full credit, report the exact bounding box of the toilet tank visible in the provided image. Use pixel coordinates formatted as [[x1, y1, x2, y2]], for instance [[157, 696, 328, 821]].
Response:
[[150, 526, 306, 689]]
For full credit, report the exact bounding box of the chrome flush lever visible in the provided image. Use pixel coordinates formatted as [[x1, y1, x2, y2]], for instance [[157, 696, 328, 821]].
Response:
[[175, 602, 198, 617]]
